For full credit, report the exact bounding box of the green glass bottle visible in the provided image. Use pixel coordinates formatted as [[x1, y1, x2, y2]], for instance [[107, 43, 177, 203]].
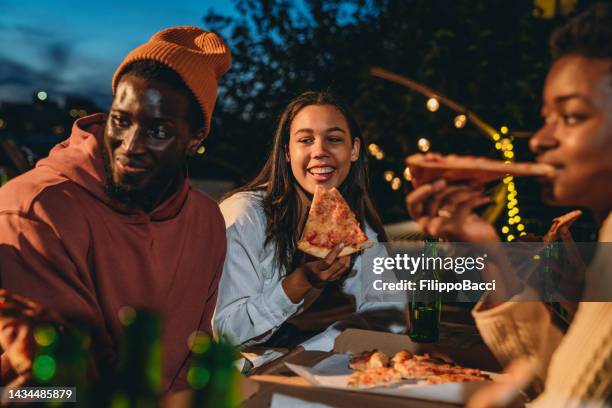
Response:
[[541, 243, 570, 323], [109, 309, 162, 408], [409, 238, 442, 343], [188, 333, 240, 408], [31, 323, 91, 407]]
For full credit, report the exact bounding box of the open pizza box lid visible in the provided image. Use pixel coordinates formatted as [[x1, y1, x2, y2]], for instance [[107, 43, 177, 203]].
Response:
[[247, 328, 502, 407]]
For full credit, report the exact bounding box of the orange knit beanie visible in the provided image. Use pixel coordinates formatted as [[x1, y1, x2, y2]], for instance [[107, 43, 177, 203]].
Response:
[[112, 26, 232, 137]]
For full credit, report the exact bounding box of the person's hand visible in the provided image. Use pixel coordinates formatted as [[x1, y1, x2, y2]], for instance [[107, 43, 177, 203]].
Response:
[[405, 180, 526, 303], [282, 244, 351, 304], [405, 179, 500, 243], [467, 358, 537, 408], [0, 316, 34, 390], [0, 290, 66, 394], [301, 244, 351, 287]]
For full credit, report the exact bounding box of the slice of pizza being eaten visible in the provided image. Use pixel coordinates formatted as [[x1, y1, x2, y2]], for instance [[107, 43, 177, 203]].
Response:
[[298, 186, 373, 258], [406, 153, 555, 187]]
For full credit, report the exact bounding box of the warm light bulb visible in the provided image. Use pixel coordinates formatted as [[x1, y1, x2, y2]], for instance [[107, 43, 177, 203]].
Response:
[[454, 114, 467, 128], [417, 137, 431, 152], [384, 171, 394, 182], [426, 98, 440, 112]]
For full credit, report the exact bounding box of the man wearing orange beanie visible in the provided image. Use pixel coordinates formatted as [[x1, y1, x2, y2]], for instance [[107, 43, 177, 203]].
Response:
[[0, 27, 231, 393]]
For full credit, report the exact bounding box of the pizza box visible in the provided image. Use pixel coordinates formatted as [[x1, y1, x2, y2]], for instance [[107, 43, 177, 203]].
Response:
[[247, 327, 502, 407]]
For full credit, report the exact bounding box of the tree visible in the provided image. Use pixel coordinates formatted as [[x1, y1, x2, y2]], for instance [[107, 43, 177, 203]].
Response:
[[198, 0, 563, 226]]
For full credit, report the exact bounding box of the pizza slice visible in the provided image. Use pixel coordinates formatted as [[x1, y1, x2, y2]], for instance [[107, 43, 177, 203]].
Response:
[[390, 351, 489, 383], [426, 373, 489, 384], [347, 367, 402, 388], [406, 153, 555, 187], [391, 352, 441, 379], [543, 210, 582, 243], [297, 186, 373, 258], [349, 350, 390, 371]]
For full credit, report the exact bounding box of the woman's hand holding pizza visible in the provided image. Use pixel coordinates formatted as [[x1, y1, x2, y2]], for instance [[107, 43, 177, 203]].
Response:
[[301, 244, 351, 286], [282, 244, 351, 304]]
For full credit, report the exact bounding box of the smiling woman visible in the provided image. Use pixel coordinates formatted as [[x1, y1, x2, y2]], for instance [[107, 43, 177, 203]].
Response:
[[288, 104, 360, 194], [213, 91, 403, 354]]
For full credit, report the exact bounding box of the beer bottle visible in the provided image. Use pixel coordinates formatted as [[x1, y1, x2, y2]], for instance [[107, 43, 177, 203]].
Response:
[[188, 333, 240, 408], [109, 309, 162, 408], [31, 323, 91, 406], [541, 242, 571, 324], [408, 237, 442, 343]]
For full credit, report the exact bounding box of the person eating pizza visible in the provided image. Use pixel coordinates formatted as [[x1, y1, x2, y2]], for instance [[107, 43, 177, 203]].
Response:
[[405, 4, 612, 406], [213, 91, 405, 364]]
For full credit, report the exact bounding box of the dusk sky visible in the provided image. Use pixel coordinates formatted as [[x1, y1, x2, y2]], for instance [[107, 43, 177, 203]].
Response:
[[0, 0, 238, 107]]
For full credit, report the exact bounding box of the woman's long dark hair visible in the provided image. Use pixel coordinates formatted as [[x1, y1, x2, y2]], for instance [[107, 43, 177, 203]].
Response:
[[224, 91, 388, 274]]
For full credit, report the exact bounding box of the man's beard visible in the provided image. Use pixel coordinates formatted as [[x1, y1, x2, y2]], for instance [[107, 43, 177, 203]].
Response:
[[101, 146, 184, 212]]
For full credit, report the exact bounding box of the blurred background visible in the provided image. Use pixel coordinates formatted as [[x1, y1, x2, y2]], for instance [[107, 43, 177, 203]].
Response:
[[0, 0, 599, 240]]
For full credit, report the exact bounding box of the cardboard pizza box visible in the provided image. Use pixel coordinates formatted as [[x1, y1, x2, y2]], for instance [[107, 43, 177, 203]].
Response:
[[247, 327, 501, 407]]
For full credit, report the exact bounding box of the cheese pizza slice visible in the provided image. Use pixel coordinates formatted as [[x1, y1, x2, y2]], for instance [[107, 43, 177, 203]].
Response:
[[347, 367, 402, 388], [297, 186, 373, 258], [406, 153, 555, 187]]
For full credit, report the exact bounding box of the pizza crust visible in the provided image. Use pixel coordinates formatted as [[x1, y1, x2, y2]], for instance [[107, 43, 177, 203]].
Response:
[[349, 350, 390, 371], [297, 239, 373, 259]]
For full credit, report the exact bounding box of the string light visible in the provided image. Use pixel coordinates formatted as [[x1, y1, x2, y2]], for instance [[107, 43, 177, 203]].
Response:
[[496, 131, 525, 240], [391, 177, 401, 190], [417, 137, 431, 152], [426, 97, 440, 112], [454, 114, 467, 128], [384, 171, 394, 182]]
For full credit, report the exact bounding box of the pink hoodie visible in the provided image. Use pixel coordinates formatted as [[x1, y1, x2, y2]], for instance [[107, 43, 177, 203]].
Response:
[[0, 114, 226, 392]]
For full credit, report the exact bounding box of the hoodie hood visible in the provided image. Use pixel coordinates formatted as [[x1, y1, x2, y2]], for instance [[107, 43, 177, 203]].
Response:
[[37, 113, 189, 221]]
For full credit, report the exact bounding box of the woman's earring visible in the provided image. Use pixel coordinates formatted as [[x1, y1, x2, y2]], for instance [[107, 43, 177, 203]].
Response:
[[196, 144, 206, 155]]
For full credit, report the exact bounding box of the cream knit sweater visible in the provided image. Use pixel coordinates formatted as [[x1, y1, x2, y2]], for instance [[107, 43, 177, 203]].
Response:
[[473, 214, 612, 407]]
